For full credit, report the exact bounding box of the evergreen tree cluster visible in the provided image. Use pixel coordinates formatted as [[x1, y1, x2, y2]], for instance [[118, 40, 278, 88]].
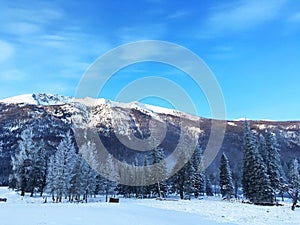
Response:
[[242, 121, 288, 205], [9, 127, 215, 201], [10, 124, 298, 206], [115, 147, 168, 199], [9, 128, 47, 197], [9, 128, 107, 202], [168, 146, 212, 199]]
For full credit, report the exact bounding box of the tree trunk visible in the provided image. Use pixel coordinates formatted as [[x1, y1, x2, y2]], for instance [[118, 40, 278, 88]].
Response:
[[291, 191, 298, 211], [85, 189, 88, 203], [105, 187, 108, 202], [195, 192, 199, 199], [234, 180, 238, 198], [180, 189, 184, 199], [157, 182, 161, 198]]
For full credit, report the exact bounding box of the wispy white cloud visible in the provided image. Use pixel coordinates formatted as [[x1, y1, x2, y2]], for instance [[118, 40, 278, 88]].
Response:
[[199, 0, 288, 38], [207, 45, 236, 60], [3, 5, 63, 25], [3, 22, 41, 35], [0, 40, 15, 63], [118, 23, 166, 43], [167, 11, 188, 19], [0, 69, 24, 81], [0, 1, 112, 89]]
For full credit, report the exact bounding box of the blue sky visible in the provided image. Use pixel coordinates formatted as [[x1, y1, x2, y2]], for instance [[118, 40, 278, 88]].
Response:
[[0, 0, 299, 121]]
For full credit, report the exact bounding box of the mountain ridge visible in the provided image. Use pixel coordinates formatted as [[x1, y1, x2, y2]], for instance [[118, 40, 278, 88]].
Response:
[[1, 93, 297, 122], [0, 93, 299, 185]]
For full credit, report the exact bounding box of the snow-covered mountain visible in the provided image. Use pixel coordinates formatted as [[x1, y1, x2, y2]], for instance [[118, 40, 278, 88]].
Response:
[[0, 93, 198, 120], [0, 93, 73, 106], [0, 93, 299, 185]]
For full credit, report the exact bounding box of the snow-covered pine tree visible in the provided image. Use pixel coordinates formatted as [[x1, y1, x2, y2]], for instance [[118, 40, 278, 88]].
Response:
[[141, 156, 151, 198], [46, 154, 57, 201], [258, 134, 268, 162], [115, 160, 131, 197], [242, 120, 256, 200], [192, 147, 205, 198], [289, 159, 299, 190], [48, 130, 77, 202], [169, 149, 186, 199], [250, 153, 275, 204], [10, 127, 36, 196], [288, 158, 299, 210], [183, 160, 195, 200], [28, 140, 48, 197], [101, 154, 118, 202], [69, 154, 82, 202], [76, 141, 98, 202], [232, 163, 242, 198], [242, 121, 275, 204], [219, 153, 234, 199], [170, 165, 185, 199], [80, 156, 97, 203], [264, 130, 282, 196], [192, 171, 206, 198], [149, 147, 167, 198]]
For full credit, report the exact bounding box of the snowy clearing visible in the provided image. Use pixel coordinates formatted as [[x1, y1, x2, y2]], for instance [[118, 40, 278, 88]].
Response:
[[1, 187, 299, 225]]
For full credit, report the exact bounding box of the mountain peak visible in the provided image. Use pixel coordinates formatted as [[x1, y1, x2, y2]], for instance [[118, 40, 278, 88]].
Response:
[[0, 93, 73, 106]]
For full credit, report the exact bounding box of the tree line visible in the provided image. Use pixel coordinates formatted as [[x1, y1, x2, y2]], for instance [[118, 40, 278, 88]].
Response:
[[8, 123, 300, 209], [219, 121, 300, 210], [8, 127, 214, 202]]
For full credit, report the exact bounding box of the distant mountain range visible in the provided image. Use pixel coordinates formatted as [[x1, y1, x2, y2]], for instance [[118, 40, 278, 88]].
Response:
[[0, 93, 299, 185]]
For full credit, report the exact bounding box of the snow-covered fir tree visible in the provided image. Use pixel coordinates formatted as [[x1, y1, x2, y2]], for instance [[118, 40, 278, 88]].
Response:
[[251, 154, 275, 204], [219, 153, 234, 199], [80, 156, 97, 202], [149, 147, 167, 198], [288, 158, 299, 191], [192, 147, 206, 198], [169, 148, 188, 199], [68, 154, 82, 202], [46, 154, 56, 201], [242, 121, 275, 204], [141, 156, 151, 197], [264, 130, 282, 195], [9, 127, 44, 196], [288, 158, 300, 210], [242, 120, 256, 200], [183, 160, 195, 200], [46, 130, 76, 202], [29, 140, 48, 197], [169, 145, 206, 200], [101, 154, 118, 202]]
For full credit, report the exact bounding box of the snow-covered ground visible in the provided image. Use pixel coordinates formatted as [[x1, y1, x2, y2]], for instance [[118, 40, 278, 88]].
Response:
[[0, 187, 299, 225]]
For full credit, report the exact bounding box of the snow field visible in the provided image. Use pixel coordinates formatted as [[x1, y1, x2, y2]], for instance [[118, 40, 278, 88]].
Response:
[[138, 197, 300, 225], [1, 187, 300, 225]]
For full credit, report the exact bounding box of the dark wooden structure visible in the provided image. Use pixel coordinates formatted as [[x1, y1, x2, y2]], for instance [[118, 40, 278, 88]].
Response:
[[109, 197, 119, 203], [0, 198, 7, 202]]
